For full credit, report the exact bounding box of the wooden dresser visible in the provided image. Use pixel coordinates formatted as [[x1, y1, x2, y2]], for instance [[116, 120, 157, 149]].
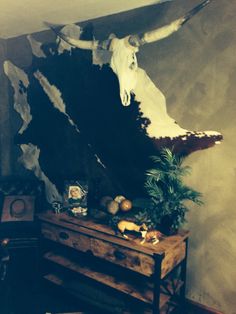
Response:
[[38, 212, 189, 314]]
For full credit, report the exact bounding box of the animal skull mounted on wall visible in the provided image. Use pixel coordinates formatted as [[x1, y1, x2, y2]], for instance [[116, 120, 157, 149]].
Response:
[[46, 0, 212, 106]]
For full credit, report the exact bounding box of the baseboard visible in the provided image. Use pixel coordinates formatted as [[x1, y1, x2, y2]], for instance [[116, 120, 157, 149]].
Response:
[[186, 298, 224, 314]]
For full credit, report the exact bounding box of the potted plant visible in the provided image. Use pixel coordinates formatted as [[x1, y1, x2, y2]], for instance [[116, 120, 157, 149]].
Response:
[[135, 148, 203, 234]]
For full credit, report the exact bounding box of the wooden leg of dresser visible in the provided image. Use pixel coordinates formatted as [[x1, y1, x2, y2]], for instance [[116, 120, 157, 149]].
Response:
[[153, 253, 165, 314], [180, 238, 188, 313]]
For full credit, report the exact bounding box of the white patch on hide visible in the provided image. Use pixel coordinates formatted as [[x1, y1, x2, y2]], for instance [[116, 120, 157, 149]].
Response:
[[3, 61, 31, 134], [134, 68, 186, 137], [19, 144, 62, 203], [27, 35, 46, 58], [94, 154, 106, 168], [34, 70, 80, 132], [57, 24, 82, 54], [134, 68, 221, 140], [34, 70, 66, 113]]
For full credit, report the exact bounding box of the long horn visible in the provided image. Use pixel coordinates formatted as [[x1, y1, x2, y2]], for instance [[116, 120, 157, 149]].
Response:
[[129, 0, 212, 47], [180, 0, 211, 26], [44, 22, 110, 50]]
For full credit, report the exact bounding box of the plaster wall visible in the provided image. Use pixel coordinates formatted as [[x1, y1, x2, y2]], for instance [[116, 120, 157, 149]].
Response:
[[139, 1, 236, 312], [1, 0, 236, 312]]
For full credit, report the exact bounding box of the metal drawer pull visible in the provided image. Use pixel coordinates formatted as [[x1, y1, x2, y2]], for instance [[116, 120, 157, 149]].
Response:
[[114, 250, 126, 260], [59, 231, 69, 240]]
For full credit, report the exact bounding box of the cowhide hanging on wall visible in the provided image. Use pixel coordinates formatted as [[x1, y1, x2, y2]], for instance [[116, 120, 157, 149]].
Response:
[[4, 5, 222, 203]]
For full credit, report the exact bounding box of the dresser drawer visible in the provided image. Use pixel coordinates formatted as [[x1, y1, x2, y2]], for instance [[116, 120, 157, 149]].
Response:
[[41, 222, 186, 278], [41, 222, 155, 276]]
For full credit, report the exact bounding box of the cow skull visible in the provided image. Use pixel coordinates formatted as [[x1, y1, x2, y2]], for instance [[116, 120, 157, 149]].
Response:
[[46, 0, 211, 106], [109, 36, 139, 106]]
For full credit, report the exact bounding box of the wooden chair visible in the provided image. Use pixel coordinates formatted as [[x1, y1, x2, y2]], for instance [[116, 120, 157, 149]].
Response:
[[0, 178, 45, 313]]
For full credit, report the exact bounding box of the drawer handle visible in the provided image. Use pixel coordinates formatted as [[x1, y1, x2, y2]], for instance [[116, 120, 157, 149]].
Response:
[[59, 231, 69, 240], [114, 250, 126, 260]]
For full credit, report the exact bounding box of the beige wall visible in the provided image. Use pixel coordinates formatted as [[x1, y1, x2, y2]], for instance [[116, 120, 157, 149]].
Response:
[[139, 1, 235, 312], [1, 0, 235, 312]]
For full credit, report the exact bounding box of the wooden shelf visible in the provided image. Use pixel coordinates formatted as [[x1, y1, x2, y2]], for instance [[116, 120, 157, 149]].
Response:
[[44, 273, 170, 313], [44, 251, 170, 308]]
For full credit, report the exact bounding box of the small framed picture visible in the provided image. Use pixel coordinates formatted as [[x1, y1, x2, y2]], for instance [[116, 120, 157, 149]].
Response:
[[0, 195, 35, 223], [64, 180, 88, 216]]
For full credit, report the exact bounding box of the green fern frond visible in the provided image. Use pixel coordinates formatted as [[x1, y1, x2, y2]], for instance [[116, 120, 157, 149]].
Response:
[[144, 147, 203, 231]]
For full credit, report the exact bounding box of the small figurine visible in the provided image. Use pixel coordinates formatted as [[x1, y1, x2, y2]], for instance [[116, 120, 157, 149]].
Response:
[[140, 230, 163, 245], [0, 239, 10, 281], [51, 201, 63, 214], [71, 206, 87, 216], [117, 220, 148, 239]]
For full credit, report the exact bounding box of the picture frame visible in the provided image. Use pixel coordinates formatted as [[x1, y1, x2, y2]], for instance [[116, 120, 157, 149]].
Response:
[[0, 195, 35, 223], [64, 180, 88, 216]]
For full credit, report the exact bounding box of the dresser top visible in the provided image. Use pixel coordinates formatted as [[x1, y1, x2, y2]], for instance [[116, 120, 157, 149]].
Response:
[[38, 211, 189, 256]]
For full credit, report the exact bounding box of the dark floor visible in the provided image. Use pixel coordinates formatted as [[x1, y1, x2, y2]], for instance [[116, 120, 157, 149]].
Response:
[[0, 279, 97, 314], [0, 246, 209, 314], [0, 279, 205, 314]]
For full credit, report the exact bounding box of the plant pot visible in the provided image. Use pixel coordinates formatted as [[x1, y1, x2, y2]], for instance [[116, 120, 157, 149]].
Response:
[[160, 215, 178, 236]]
